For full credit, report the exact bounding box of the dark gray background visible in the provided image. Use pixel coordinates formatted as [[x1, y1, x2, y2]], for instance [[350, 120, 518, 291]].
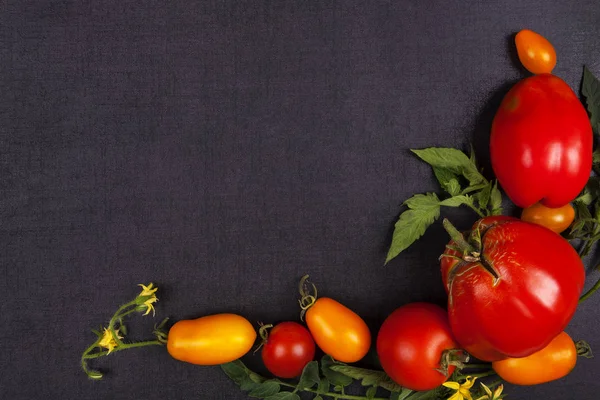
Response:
[[2, 1, 600, 399]]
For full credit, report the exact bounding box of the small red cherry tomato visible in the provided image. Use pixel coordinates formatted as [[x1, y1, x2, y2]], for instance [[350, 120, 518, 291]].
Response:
[[261, 322, 316, 378]]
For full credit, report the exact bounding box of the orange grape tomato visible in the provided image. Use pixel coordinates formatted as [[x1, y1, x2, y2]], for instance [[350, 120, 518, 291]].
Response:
[[521, 202, 575, 234], [166, 313, 257, 365], [515, 29, 557, 74], [305, 297, 371, 363]]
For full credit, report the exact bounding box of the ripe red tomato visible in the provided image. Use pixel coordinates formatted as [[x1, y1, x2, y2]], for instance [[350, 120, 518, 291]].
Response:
[[515, 29, 557, 74], [261, 322, 316, 378], [440, 216, 585, 361], [376, 303, 460, 391], [521, 202, 575, 234], [490, 74, 592, 208]]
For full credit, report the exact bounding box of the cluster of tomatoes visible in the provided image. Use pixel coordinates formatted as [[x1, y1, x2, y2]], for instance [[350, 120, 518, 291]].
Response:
[[165, 29, 594, 395]]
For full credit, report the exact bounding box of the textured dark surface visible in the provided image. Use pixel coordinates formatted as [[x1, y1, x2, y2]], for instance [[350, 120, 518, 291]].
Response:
[[2, 1, 600, 399]]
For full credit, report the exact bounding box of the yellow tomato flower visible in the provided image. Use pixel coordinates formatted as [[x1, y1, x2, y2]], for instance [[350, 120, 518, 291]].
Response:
[[443, 376, 477, 400], [98, 328, 123, 354], [138, 283, 158, 297], [475, 382, 504, 400], [140, 296, 158, 316]]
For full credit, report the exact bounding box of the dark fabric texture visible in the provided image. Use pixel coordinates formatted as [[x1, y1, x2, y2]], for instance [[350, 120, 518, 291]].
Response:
[[2, 1, 600, 399]]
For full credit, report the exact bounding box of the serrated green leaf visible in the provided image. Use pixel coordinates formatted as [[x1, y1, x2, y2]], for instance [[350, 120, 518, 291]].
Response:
[[321, 356, 352, 387], [241, 380, 261, 391], [249, 381, 281, 398], [396, 389, 414, 400], [433, 167, 461, 196], [412, 147, 485, 185], [298, 361, 320, 390], [249, 371, 266, 384], [265, 392, 301, 400], [366, 386, 377, 399], [489, 180, 503, 215], [439, 195, 472, 207], [386, 193, 441, 263], [376, 376, 406, 393], [583, 66, 600, 134]]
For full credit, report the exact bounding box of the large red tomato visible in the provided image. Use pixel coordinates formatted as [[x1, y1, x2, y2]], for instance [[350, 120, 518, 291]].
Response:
[[440, 216, 585, 361], [376, 303, 461, 391], [490, 74, 592, 208]]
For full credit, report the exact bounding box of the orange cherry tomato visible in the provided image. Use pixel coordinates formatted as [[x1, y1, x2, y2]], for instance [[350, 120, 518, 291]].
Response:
[[492, 331, 577, 385], [521, 202, 575, 233], [299, 276, 371, 363], [515, 29, 557, 74], [167, 313, 256, 365]]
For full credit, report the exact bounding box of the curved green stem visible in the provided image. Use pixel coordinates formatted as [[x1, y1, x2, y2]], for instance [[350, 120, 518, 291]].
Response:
[[82, 340, 163, 360], [465, 202, 486, 218], [579, 273, 600, 303]]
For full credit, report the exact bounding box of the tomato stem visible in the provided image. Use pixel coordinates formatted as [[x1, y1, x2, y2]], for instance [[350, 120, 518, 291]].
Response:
[[298, 274, 318, 321], [442, 218, 477, 255], [578, 273, 600, 303]]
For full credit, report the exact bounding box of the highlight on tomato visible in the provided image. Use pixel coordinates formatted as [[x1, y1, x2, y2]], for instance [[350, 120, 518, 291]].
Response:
[[259, 321, 316, 378], [521, 202, 575, 233], [376, 302, 466, 391], [492, 331, 592, 385], [166, 313, 257, 365], [298, 275, 371, 363], [515, 29, 557, 74]]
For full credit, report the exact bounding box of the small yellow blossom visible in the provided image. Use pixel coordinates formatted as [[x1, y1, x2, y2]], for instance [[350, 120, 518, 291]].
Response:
[[98, 328, 123, 354], [140, 296, 158, 316], [443, 376, 477, 400], [136, 283, 158, 316], [475, 382, 504, 400], [138, 283, 158, 297]]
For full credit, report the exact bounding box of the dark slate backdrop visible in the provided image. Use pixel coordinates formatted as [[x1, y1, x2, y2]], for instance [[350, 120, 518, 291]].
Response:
[[2, 1, 600, 399]]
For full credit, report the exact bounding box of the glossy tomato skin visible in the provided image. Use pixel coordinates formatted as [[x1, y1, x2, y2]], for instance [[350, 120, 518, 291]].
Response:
[[441, 217, 585, 361], [305, 297, 371, 363], [492, 331, 577, 385], [261, 322, 316, 378], [515, 29, 557, 74], [521, 202, 575, 233], [167, 313, 256, 365], [490, 74, 592, 209], [376, 303, 458, 391]]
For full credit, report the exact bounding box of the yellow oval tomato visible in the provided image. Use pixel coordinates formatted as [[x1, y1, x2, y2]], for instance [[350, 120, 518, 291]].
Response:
[[492, 331, 577, 385], [515, 29, 557, 74], [521, 202, 575, 233], [167, 313, 256, 365], [305, 297, 371, 363]]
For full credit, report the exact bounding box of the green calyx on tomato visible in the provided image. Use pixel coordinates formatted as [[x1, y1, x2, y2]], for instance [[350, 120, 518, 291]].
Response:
[[441, 216, 585, 362]]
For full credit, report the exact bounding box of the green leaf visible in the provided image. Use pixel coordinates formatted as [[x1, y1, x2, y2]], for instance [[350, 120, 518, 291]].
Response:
[[439, 195, 472, 207], [314, 396, 323, 400], [298, 361, 320, 390], [593, 148, 600, 165], [489, 180, 503, 215], [317, 378, 330, 394], [386, 193, 441, 263], [412, 147, 485, 185], [582, 66, 600, 134], [320, 356, 353, 387], [366, 386, 377, 399], [329, 365, 386, 387], [433, 167, 461, 196], [395, 389, 414, 400], [221, 360, 251, 386], [249, 381, 281, 398], [265, 392, 301, 400], [476, 182, 492, 210]]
